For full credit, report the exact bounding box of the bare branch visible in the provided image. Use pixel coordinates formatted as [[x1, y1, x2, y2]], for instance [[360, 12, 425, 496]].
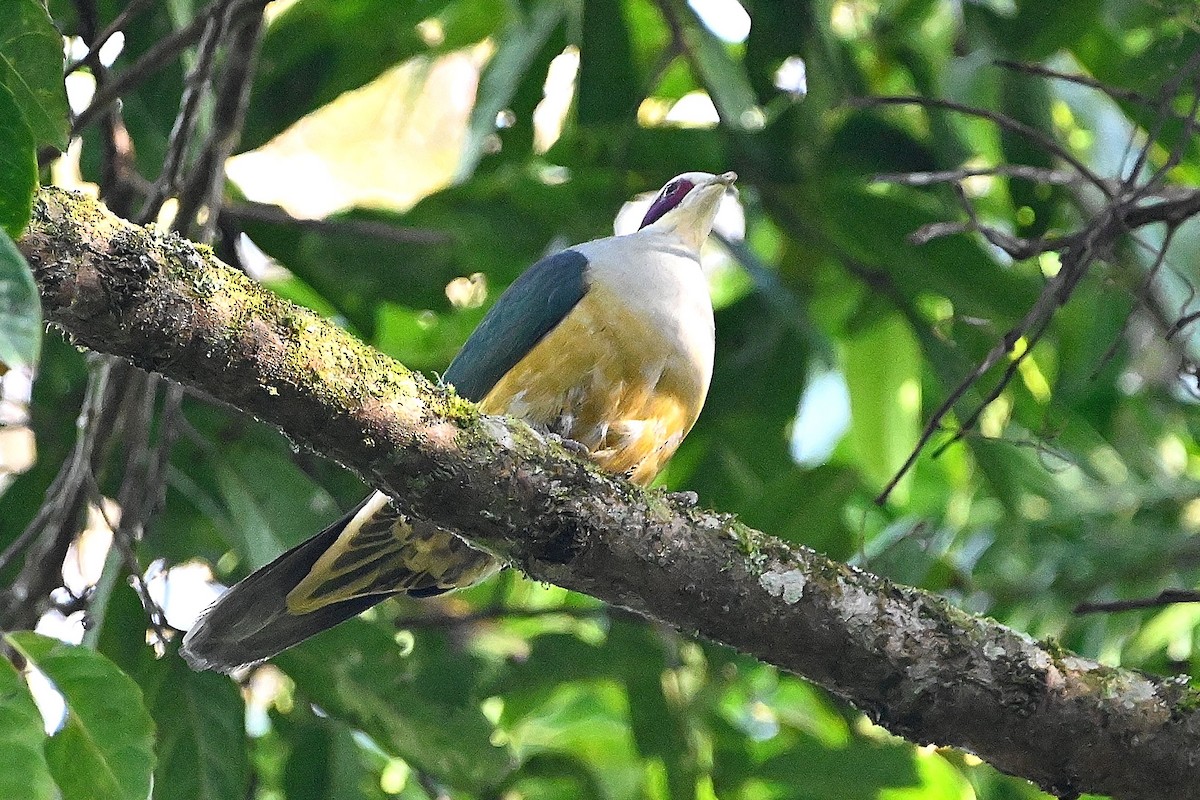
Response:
[[865, 81, 1200, 503], [874, 163, 1080, 188], [1076, 589, 1200, 614], [65, 0, 158, 76], [221, 202, 455, 246], [849, 95, 1112, 198]]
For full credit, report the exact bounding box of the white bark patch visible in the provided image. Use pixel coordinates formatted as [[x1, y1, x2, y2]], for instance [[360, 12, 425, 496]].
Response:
[[759, 568, 807, 604]]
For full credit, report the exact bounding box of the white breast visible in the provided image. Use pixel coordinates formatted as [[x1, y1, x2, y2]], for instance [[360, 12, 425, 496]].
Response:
[[573, 230, 716, 402]]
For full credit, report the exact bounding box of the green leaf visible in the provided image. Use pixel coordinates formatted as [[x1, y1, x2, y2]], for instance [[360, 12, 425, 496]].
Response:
[[274, 618, 514, 790], [0, 656, 55, 800], [1008, 0, 1103, 60], [457, 0, 567, 179], [609, 624, 696, 799], [753, 736, 931, 799], [577, 0, 640, 126], [137, 651, 248, 800], [211, 445, 338, 570], [278, 709, 386, 800], [843, 314, 921, 496], [243, 0, 508, 151], [0, 82, 37, 238], [0, 0, 69, 150], [0, 226, 41, 369], [6, 632, 156, 800]]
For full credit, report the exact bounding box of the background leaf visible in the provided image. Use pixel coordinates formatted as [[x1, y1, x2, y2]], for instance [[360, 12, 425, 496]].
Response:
[[0, 655, 55, 800], [6, 633, 156, 800], [274, 618, 514, 791], [0, 227, 41, 367], [0, 83, 37, 238], [0, 0, 68, 149]]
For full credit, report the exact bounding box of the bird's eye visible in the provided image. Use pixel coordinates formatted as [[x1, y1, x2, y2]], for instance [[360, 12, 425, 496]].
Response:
[[639, 177, 697, 229]]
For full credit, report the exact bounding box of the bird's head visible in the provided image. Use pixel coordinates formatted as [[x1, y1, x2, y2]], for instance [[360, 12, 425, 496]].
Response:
[[638, 171, 738, 252]]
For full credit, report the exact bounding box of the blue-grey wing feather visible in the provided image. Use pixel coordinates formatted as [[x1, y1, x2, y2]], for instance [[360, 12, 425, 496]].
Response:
[[443, 249, 588, 402]]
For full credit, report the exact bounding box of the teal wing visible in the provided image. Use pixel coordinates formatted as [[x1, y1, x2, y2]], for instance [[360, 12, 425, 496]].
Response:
[[444, 248, 588, 401]]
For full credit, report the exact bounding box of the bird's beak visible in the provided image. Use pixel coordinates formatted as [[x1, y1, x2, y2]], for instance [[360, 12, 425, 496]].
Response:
[[713, 171, 738, 197]]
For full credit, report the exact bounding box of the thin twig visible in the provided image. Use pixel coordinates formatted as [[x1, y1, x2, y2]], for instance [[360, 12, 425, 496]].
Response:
[[84, 470, 171, 645], [874, 163, 1080, 188], [65, 0, 159, 75], [1075, 589, 1200, 614], [850, 95, 1113, 199], [993, 60, 1179, 117], [221, 202, 455, 245], [70, 10, 211, 136], [1122, 49, 1200, 195], [175, 4, 265, 240], [1137, 64, 1200, 202], [138, 1, 232, 222], [0, 358, 123, 628]]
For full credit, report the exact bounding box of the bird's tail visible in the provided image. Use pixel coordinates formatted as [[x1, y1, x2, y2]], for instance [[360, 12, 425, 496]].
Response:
[[181, 492, 498, 673]]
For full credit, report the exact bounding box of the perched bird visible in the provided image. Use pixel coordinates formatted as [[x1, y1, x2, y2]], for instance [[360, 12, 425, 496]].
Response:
[[182, 171, 736, 672]]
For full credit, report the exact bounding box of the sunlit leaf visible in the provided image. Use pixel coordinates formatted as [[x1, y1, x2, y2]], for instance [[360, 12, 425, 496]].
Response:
[[676, 3, 759, 129], [6, 633, 155, 800], [843, 314, 921, 496], [457, 0, 567, 179], [0, 656, 54, 800]]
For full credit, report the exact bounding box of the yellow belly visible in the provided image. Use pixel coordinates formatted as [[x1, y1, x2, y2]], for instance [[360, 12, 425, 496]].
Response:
[[478, 289, 705, 485], [286, 288, 707, 613]]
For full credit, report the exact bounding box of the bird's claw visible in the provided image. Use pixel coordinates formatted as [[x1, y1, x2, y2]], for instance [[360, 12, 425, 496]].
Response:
[[548, 432, 591, 458]]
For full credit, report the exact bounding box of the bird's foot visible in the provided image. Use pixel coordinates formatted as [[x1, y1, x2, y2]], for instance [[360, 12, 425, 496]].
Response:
[[547, 432, 591, 458]]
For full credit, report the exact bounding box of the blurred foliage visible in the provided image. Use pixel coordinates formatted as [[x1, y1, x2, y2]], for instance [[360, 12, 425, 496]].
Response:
[[3, 0, 1200, 798]]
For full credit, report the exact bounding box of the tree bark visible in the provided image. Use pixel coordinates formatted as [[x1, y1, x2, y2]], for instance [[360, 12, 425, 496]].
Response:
[[19, 187, 1200, 800]]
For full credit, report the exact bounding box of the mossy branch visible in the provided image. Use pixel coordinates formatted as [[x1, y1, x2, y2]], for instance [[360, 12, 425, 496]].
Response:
[[19, 186, 1200, 799]]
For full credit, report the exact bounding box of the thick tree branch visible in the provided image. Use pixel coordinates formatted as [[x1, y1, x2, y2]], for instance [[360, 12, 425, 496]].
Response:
[[18, 187, 1200, 800]]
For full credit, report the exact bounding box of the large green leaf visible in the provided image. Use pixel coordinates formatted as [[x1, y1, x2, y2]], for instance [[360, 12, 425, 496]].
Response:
[[843, 313, 921, 495], [278, 709, 387, 800], [140, 654, 248, 800], [0, 227, 41, 368], [244, 0, 509, 151], [0, 83, 37, 238], [1007, 0, 1104, 60], [609, 624, 696, 799], [274, 619, 514, 790], [756, 737, 968, 799], [0, 656, 55, 800], [92, 583, 249, 800], [0, 0, 68, 149], [6, 633, 156, 800]]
